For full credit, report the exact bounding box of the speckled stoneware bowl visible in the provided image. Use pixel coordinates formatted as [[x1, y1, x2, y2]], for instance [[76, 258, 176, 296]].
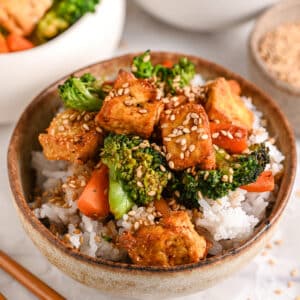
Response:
[[249, 0, 300, 136], [7, 52, 296, 299]]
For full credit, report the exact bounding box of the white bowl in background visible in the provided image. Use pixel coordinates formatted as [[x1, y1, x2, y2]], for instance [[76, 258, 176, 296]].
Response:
[[0, 0, 125, 123], [134, 0, 277, 32]]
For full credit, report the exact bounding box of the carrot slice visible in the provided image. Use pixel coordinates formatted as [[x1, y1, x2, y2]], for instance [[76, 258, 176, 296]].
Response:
[[161, 60, 173, 68], [0, 34, 8, 53], [241, 171, 275, 192], [154, 198, 170, 216], [6, 33, 34, 52], [210, 122, 248, 154], [77, 165, 110, 219]]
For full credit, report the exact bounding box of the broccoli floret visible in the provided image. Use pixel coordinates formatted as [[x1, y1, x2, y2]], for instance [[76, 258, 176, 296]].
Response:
[[132, 50, 154, 78], [101, 134, 170, 218], [58, 73, 108, 111], [170, 144, 270, 208], [132, 50, 195, 93], [35, 0, 99, 42]]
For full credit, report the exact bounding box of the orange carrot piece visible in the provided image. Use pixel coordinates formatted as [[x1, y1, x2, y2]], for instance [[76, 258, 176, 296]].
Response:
[[77, 165, 110, 219], [241, 171, 275, 192], [0, 34, 8, 53], [210, 122, 248, 154], [154, 198, 170, 216], [161, 60, 173, 68], [6, 33, 34, 52]]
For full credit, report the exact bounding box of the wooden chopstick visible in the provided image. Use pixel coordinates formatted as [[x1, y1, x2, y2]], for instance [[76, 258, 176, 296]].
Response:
[[0, 250, 65, 300], [0, 292, 7, 300]]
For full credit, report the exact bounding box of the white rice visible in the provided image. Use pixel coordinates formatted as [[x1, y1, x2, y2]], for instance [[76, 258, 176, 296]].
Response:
[[31, 79, 285, 261]]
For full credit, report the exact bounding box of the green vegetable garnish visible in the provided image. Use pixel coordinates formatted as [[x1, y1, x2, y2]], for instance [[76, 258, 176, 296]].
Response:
[[101, 134, 170, 218], [35, 0, 100, 42], [58, 73, 108, 111], [132, 50, 195, 93], [168, 144, 270, 208]]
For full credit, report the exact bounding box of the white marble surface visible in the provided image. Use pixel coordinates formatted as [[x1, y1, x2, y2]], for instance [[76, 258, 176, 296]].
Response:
[[1, 1, 300, 299]]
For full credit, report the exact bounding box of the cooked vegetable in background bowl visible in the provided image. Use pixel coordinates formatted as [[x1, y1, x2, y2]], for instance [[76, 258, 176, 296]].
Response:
[[0, 0, 125, 123], [8, 52, 296, 298], [0, 0, 100, 53]]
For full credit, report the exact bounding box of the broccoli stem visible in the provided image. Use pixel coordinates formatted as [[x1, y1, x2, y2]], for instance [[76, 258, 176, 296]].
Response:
[[108, 172, 134, 219]]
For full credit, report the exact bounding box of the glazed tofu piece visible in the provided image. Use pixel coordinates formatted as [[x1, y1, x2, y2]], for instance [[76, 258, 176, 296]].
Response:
[[205, 78, 254, 131], [39, 109, 103, 163], [228, 79, 241, 96], [119, 211, 208, 267], [0, 0, 52, 36], [160, 103, 215, 170], [96, 70, 163, 138]]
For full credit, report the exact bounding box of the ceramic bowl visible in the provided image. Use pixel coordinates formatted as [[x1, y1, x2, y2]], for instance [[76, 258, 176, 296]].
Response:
[[134, 0, 277, 32], [249, 0, 300, 136], [0, 0, 125, 124], [7, 52, 296, 299]]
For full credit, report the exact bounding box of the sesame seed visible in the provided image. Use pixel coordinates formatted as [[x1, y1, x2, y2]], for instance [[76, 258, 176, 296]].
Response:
[[139, 109, 148, 114], [274, 289, 282, 295], [162, 98, 170, 104], [166, 153, 172, 160], [185, 150, 190, 158], [128, 210, 136, 216], [118, 89, 123, 95], [183, 119, 189, 126], [180, 152, 184, 159], [212, 132, 219, 139], [131, 65, 138, 72], [160, 165, 166, 172], [191, 113, 199, 119], [189, 144, 196, 152], [124, 88, 130, 94], [96, 127, 103, 133], [201, 134, 209, 140], [164, 137, 171, 142], [291, 269, 298, 277], [168, 173, 172, 180], [62, 119, 69, 125], [221, 130, 228, 136], [227, 132, 234, 139], [191, 126, 198, 131], [183, 128, 190, 134], [165, 109, 172, 115], [148, 190, 156, 197], [122, 82, 129, 88], [180, 138, 187, 146], [222, 175, 228, 182], [58, 125, 65, 132], [174, 101, 180, 107], [204, 171, 209, 180], [268, 258, 276, 266], [215, 119, 220, 124], [274, 239, 283, 246], [136, 167, 143, 178], [124, 99, 133, 106], [181, 144, 187, 151], [170, 114, 176, 121], [134, 222, 140, 230], [234, 131, 242, 138], [137, 181, 143, 187], [84, 114, 91, 122], [82, 124, 90, 131], [161, 123, 168, 129], [169, 161, 175, 169], [143, 54, 150, 62]]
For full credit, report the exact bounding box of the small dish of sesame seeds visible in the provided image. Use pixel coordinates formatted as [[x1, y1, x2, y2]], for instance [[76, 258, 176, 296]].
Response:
[[249, 0, 300, 135], [7, 51, 296, 298]]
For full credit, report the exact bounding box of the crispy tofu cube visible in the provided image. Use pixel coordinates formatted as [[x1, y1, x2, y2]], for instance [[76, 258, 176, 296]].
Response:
[[114, 70, 156, 104], [96, 95, 163, 138], [160, 103, 215, 170], [205, 78, 254, 131], [39, 109, 103, 163], [96, 70, 163, 138], [0, 0, 52, 36]]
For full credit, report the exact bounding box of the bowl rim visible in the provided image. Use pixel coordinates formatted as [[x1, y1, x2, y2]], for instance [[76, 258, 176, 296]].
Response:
[[249, 0, 300, 96], [0, 1, 103, 58], [7, 51, 297, 273]]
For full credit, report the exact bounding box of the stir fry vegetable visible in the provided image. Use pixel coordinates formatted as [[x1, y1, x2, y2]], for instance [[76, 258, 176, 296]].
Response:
[[132, 50, 195, 93], [58, 73, 108, 111], [169, 144, 270, 207], [101, 134, 170, 218], [36, 0, 100, 42]]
